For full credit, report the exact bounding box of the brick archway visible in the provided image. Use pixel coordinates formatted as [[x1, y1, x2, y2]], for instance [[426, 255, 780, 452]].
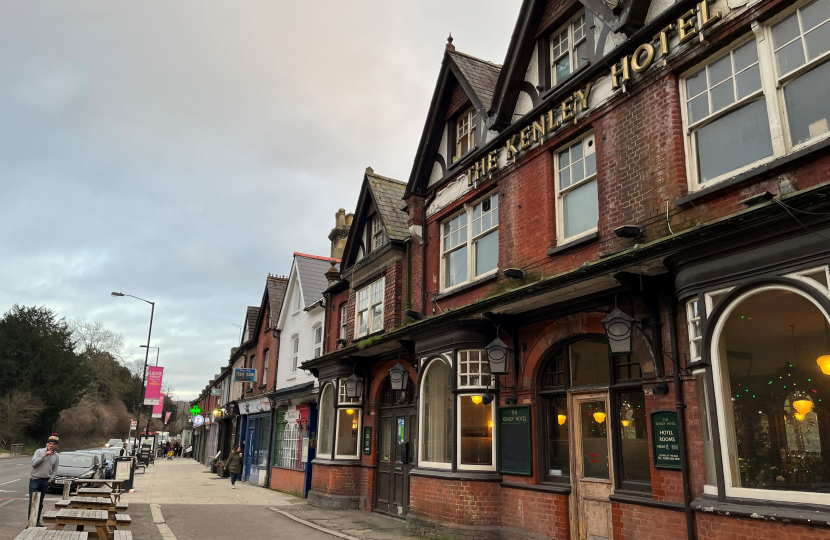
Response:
[[368, 358, 417, 407], [524, 312, 609, 380]]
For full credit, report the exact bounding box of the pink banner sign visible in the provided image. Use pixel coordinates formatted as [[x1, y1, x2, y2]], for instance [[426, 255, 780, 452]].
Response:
[[164, 411, 172, 424], [144, 366, 164, 405], [152, 393, 165, 418]]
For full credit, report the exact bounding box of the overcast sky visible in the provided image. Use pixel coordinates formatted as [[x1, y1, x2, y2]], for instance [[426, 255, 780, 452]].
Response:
[[0, 0, 521, 401]]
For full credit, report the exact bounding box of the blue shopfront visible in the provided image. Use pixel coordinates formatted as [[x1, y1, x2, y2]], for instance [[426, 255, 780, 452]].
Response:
[[238, 397, 272, 486]]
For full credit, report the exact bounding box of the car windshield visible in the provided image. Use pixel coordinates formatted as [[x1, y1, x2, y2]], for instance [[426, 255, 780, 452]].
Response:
[[107, 439, 122, 446], [101, 451, 114, 460], [59, 454, 94, 467]]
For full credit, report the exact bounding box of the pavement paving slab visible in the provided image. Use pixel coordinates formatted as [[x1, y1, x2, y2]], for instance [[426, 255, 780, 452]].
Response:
[[278, 505, 410, 540]]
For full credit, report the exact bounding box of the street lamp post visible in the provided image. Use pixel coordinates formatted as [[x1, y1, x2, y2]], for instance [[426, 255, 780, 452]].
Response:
[[140, 345, 160, 366], [112, 292, 155, 452]]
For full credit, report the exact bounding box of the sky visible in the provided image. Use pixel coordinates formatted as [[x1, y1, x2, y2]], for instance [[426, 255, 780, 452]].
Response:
[[0, 0, 522, 400]]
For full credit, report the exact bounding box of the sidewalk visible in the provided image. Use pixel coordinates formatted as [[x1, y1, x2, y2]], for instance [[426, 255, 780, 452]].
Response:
[[124, 457, 305, 506], [275, 505, 411, 540]]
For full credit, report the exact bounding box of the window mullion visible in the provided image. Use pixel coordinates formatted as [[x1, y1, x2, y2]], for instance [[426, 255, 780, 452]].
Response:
[[754, 22, 788, 155]]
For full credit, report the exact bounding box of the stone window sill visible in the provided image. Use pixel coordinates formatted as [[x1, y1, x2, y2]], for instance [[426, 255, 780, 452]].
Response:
[[546, 231, 599, 257], [610, 491, 681, 512], [676, 137, 830, 206], [692, 496, 830, 528], [433, 272, 499, 302], [409, 467, 502, 482], [501, 481, 571, 495]]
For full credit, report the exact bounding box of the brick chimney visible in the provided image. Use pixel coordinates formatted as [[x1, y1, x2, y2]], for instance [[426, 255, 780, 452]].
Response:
[[329, 208, 353, 261]]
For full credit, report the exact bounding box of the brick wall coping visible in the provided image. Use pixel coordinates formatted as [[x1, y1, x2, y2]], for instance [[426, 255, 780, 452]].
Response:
[[500, 481, 570, 495], [409, 467, 503, 482], [676, 137, 830, 206], [692, 497, 830, 529], [610, 492, 685, 512]]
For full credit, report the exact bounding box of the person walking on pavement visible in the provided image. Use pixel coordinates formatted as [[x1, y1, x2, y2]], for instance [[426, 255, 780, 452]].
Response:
[[224, 446, 243, 489], [120, 442, 128, 457], [29, 434, 60, 526]]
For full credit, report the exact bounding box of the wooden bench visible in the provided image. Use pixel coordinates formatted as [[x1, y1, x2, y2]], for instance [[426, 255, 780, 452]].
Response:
[[76, 488, 112, 496], [69, 497, 111, 509], [55, 500, 71, 508], [113, 515, 131, 526], [15, 527, 89, 540], [113, 531, 132, 540], [114, 503, 128, 512], [50, 509, 110, 539]]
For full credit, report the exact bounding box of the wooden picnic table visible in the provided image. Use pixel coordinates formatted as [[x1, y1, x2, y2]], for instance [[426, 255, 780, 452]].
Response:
[[50, 509, 110, 540], [71, 479, 124, 503], [15, 529, 89, 540]]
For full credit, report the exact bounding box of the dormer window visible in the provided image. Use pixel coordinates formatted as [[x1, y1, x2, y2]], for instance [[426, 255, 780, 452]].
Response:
[[455, 107, 477, 160], [550, 12, 588, 87], [371, 216, 385, 250]]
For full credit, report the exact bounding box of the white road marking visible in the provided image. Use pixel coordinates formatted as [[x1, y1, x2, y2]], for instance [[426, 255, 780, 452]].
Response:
[[151, 504, 178, 540], [0, 479, 21, 485]]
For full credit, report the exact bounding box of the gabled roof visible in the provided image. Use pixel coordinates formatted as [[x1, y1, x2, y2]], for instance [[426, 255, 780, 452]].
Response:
[[404, 42, 501, 198], [267, 275, 288, 323], [341, 168, 409, 271], [243, 306, 259, 344], [295, 253, 335, 310]]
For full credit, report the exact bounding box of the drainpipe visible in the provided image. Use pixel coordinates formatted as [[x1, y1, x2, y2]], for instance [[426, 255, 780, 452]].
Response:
[[667, 294, 696, 540], [421, 193, 437, 316]]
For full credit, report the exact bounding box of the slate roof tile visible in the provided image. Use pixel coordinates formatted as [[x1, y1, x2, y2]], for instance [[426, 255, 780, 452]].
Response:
[[267, 276, 288, 324], [245, 306, 259, 341], [295, 253, 336, 309], [366, 172, 409, 241], [448, 50, 502, 111]]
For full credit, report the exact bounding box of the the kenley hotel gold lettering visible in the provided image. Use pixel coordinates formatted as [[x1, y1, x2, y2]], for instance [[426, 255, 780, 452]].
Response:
[[467, 82, 593, 186]]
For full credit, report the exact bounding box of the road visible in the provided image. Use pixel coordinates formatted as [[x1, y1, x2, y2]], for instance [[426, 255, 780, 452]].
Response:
[[0, 456, 351, 540]]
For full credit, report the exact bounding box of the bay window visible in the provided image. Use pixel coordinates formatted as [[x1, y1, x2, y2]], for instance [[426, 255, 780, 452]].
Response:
[[419, 358, 453, 468], [555, 133, 597, 243], [687, 299, 702, 363], [354, 278, 385, 338], [682, 0, 830, 190], [441, 192, 499, 291], [317, 384, 335, 458]]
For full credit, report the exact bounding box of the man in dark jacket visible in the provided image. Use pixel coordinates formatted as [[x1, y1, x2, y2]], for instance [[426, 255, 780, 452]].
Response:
[[224, 446, 243, 489]]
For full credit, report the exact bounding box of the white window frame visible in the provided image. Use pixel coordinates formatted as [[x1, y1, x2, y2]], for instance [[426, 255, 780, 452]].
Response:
[[554, 132, 597, 244], [681, 1, 830, 191], [274, 420, 305, 471], [709, 282, 830, 504], [550, 11, 588, 87], [418, 357, 454, 470], [686, 299, 702, 363], [316, 383, 335, 459], [337, 378, 362, 406], [334, 408, 362, 460], [339, 303, 348, 341], [313, 324, 323, 358], [263, 350, 269, 385], [440, 192, 499, 293], [294, 287, 302, 313], [371, 216, 385, 250], [354, 278, 385, 338], [455, 107, 477, 159], [290, 335, 299, 373], [456, 394, 497, 471], [457, 350, 496, 389]]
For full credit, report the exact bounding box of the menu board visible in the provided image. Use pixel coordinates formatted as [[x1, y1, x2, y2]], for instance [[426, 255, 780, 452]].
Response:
[[498, 406, 533, 476], [650, 410, 682, 470]]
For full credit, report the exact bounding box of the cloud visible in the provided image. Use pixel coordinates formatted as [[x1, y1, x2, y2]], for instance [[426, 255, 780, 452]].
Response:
[[0, 0, 521, 400]]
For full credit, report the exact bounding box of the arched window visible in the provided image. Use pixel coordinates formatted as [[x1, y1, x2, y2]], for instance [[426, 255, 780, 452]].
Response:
[[317, 383, 335, 458], [419, 358, 453, 468], [710, 284, 830, 503]]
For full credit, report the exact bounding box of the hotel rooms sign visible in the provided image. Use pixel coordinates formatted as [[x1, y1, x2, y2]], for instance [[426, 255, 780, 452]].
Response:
[[466, 0, 721, 186]]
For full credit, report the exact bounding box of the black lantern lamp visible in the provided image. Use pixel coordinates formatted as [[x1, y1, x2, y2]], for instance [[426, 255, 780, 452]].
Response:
[[602, 307, 636, 356], [388, 362, 410, 392], [485, 336, 511, 375], [343, 373, 364, 400]]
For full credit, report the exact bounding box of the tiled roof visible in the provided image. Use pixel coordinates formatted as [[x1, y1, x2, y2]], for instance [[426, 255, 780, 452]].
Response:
[[267, 276, 288, 324], [245, 306, 259, 341], [449, 50, 502, 111], [366, 172, 409, 241], [295, 253, 334, 309]]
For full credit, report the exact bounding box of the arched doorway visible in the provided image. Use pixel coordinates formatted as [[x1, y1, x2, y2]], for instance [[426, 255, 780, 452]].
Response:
[[375, 379, 417, 515]]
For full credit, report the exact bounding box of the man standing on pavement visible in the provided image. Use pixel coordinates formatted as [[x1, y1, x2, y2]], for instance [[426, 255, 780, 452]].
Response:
[[29, 434, 60, 526], [120, 442, 128, 457]]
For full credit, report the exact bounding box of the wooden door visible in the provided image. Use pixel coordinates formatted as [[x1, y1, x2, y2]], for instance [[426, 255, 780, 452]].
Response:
[[570, 392, 613, 540], [375, 407, 416, 515]]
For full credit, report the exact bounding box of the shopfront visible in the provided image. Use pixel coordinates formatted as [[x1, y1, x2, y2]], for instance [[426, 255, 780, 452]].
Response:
[[240, 397, 272, 486]]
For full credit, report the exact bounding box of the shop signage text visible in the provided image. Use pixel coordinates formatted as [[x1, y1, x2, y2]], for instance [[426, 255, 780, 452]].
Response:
[[234, 368, 256, 383]]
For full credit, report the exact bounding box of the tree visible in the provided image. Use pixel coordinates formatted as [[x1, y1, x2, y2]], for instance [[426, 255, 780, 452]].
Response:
[[0, 390, 45, 446], [0, 305, 89, 439]]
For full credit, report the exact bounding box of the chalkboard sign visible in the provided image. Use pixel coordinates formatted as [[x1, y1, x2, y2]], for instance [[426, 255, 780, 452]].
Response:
[[650, 410, 681, 470], [363, 426, 372, 455], [498, 406, 533, 476]]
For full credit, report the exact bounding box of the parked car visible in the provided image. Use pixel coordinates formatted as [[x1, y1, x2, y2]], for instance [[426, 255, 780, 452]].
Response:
[[49, 452, 105, 492], [104, 438, 123, 449], [78, 450, 115, 479]]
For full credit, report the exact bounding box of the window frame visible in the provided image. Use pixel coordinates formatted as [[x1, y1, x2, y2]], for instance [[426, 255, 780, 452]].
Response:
[[418, 357, 454, 470], [454, 106, 477, 160], [339, 303, 348, 341], [316, 383, 335, 459], [549, 11, 589, 88], [337, 378, 363, 406], [708, 282, 830, 504], [440, 192, 499, 293], [371, 215, 386, 250], [456, 393, 497, 471], [354, 277, 385, 338], [687, 299, 703, 363], [553, 132, 598, 244], [334, 407, 362, 460], [290, 335, 299, 373], [313, 325, 323, 358], [263, 350, 269, 385]]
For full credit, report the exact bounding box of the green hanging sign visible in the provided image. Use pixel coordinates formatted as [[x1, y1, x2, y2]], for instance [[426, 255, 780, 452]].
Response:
[[650, 410, 681, 470]]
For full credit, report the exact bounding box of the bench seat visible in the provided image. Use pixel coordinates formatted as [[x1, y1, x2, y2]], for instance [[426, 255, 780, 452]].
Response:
[[113, 530, 133, 540], [114, 514, 131, 525]]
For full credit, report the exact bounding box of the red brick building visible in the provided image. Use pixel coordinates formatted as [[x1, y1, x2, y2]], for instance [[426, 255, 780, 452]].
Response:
[[304, 0, 830, 538]]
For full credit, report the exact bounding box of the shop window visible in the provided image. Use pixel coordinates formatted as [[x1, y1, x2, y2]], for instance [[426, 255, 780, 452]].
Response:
[[441, 192, 499, 291], [694, 371, 717, 490], [256, 417, 271, 468], [355, 278, 385, 338], [419, 359, 453, 468], [543, 395, 570, 482], [555, 133, 597, 243], [317, 384, 335, 458], [458, 395, 495, 468], [313, 325, 323, 358], [617, 390, 649, 486], [335, 408, 361, 459], [709, 284, 830, 504], [682, 1, 830, 191], [550, 12, 589, 87], [274, 416, 306, 471]]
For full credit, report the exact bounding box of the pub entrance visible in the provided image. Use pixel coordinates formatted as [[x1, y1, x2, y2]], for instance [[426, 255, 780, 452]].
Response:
[[375, 381, 416, 515]]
